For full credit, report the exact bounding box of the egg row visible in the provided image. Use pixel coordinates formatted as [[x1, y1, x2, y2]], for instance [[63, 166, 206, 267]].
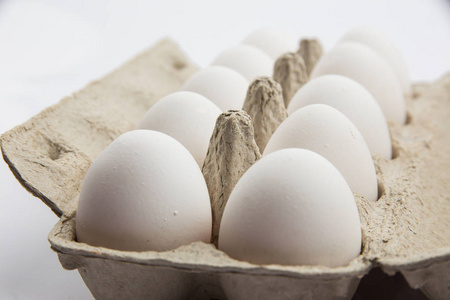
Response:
[[76, 128, 361, 267], [137, 89, 379, 201], [76, 27, 410, 269], [183, 27, 408, 123]]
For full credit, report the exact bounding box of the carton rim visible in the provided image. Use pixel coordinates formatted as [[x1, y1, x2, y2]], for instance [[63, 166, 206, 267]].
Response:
[[49, 215, 372, 280]]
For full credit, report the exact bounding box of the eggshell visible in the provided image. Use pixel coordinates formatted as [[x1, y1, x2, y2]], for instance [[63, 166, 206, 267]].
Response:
[[338, 27, 411, 96], [181, 66, 249, 111], [137, 91, 222, 167], [288, 74, 392, 159], [76, 130, 212, 252], [311, 42, 407, 124], [265, 104, 378, 202], [242, 28, 298, 60], [219, 148, 362, 267], [211, 45, 274, 82]]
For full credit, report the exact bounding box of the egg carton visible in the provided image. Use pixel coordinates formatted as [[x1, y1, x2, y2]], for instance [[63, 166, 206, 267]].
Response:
[[1, 38, 449, 300]]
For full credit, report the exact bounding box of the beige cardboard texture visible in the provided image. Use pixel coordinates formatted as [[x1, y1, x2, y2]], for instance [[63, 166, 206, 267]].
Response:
[[1, 39, 449, 299]]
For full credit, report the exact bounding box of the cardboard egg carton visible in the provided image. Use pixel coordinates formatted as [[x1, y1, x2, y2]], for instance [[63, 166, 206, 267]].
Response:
[[1, 39, 449, 300]]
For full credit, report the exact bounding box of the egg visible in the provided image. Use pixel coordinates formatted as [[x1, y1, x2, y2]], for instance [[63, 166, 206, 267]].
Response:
[[181, 66, 249, 111], [288, 75, 392, 159], [338, 26, 411, 96], [242, 28, 298, 60], [311, 42, 406, 124], [76, 130, 212, 252], [219, 148, 362, 267], [211, 45, 274, 82], [265, 104, 378, 202], [137, 92, 222, 167]]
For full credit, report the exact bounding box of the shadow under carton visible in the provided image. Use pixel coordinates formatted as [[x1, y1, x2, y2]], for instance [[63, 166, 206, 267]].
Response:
[[1, 38, 449, 299]]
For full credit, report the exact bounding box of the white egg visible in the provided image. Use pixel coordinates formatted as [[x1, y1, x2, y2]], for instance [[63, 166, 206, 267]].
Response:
[[311, 42, 406, 124], [242, 28, 298, 60], [181, 66, 249, 111], [137, 92, 222, 167], [338, 27, 411, 96], [219, 148, 362, 267], [265, 104, 378, 202], [76, 130, 212, 252], [288, 75, 392, 159], [211, 45, 274, 82]]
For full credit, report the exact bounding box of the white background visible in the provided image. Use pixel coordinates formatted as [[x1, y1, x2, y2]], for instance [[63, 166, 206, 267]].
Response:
[[0, 0, 449, 299]]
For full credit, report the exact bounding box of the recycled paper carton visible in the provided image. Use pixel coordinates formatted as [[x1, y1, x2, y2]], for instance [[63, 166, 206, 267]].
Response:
[[1, 39, 449, 299]]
